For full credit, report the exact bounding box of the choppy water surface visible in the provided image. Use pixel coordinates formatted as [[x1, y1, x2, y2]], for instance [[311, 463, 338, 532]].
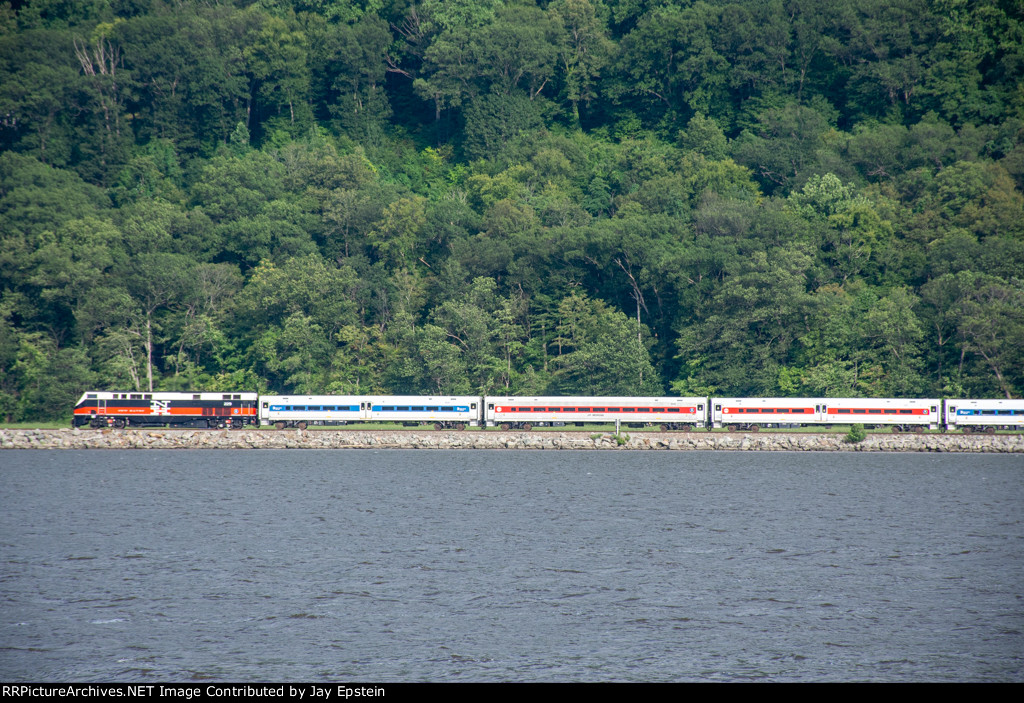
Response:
[[1, 449, 1021, 682]]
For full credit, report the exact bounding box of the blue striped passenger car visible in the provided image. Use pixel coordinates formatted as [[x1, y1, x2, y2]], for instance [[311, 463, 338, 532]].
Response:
[[943, 398, 1024, 433], [259, 395, 480, 429]]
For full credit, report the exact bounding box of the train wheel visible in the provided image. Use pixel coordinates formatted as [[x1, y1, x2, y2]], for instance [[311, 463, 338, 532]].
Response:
[[986, 426, 996, 435], [914, 426, 925, 434], [275, 421, 285, 430], [962, 427, 972, 434], [500, 423, 511, 431], [660, 424, 670, 432], [112, 418, 126, 429], [297, 421, 307, 430], [434, 423, 443, 431], [522, 423, 533, 432], [683, 425, 693, 432], [749, 424, 759, 432], [892, 426, 902, 433], [728, 424, 739, 432], [456, 423, 466, 431]]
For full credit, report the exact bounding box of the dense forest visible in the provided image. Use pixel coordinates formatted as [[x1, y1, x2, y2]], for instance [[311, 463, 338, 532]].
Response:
[[1, 0, 1023, 420]]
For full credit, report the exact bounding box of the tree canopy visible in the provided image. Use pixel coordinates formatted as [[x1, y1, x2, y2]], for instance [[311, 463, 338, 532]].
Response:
[[1, 0, 1022, 420]]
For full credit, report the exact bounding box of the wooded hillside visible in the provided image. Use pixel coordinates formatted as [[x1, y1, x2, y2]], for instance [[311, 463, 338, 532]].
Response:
[[1, 0, 1022, 420]]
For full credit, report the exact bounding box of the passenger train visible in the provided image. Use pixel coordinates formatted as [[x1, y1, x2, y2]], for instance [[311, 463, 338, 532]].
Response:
[[72, 391, 1024, 433]]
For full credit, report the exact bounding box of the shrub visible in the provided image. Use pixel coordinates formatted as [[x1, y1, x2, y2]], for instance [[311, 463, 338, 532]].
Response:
[[845, 424, 867, 443]]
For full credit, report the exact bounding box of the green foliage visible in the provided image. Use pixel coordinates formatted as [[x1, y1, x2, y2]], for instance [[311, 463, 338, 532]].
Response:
[[845, 423, 867, 444], [0, 0, 1021, 415], [549, 291, 662, 396], [463, 91, 546, 161]]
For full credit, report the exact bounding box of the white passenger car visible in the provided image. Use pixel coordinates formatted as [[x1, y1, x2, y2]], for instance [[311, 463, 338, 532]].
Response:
[[711, 397, 825, 430], [484, 396, 707, 430], [367, 395, 480, 428], [259, 395, 480, 429], [943, 398, 1024, 433], [259, 395, 363, 429], [823, 397, 940, 431], [711, 397, 940, 431]]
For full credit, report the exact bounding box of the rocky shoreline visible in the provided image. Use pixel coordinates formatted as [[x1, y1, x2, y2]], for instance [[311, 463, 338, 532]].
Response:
[[2, 428, 1023, 452]]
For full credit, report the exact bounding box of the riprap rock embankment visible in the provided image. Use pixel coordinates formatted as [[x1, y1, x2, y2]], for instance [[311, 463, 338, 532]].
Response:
[[2, 428, 1022, 452]]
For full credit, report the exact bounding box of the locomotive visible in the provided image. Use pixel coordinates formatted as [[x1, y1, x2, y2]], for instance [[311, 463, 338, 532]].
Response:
[[72, 391, 258, 429], [72, 392, 1024, 433]]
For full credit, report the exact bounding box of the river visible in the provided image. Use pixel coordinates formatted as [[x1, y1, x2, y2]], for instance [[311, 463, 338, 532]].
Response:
[[1, 449, 1021, 681]]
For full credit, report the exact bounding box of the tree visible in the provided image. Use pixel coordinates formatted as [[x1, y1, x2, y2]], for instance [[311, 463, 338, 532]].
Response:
[[244, 13, 313, 141], [549, 291, 662, 395], [122, 252, 197, 392], [609, 3, 730, 128], [71, 22, 133, 184], [462, 91, 545, 161], [13, 334, 95, 421], [308, 14, 392, 138], [252, 312, 333, 393], [788, 173, 894, 284], [860, 286, 926, 395], [367, 196, 428, 270], [953, 275, 1024, 398], [549, 0, 614, 124], [731, 100, 836, 194], [674, 245, 814, 395], [0, 28, 78, 165]]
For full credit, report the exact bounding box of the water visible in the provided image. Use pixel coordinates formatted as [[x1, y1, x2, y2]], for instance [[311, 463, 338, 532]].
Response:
[[1, 449, 1022, 681]]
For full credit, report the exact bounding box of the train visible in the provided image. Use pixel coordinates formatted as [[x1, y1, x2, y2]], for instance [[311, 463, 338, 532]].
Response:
[[71, 392, 1024, 433]]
